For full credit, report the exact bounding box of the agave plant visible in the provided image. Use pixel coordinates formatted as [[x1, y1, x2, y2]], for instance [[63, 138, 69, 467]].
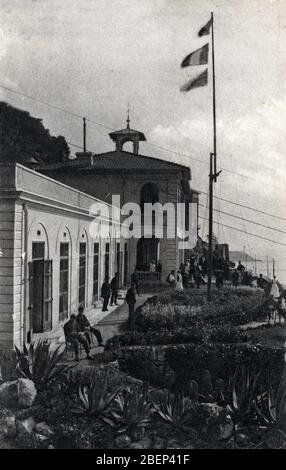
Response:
[[228, 363, 263, 425], [104, 383, 154, 437], [254, 366, 286, 432], [76, 369, 122, 419], [15, 339, 67, 391], [153, 391, 194, 431]]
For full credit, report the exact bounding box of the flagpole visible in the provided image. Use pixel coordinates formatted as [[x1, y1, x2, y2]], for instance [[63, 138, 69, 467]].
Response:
[[211, 12, 217, 168], [83, 117, 86, 152], [207, 152, 214, 301], [207, 11, 217, 301]]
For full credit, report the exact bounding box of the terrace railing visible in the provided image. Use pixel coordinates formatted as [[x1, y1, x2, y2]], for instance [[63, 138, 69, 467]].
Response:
[[136, 271, 161, 283]]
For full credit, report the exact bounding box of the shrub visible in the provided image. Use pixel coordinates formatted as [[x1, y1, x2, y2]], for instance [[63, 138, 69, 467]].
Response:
[[74, 369, 122, 419], [153, 391, 196, 431], [136, 288, 266, 332], [165, 343, 285, 393], [207, 324, 249, 344], [106, 383, 154, 438], [119, 350, 173, 389], [15, 340, 67, 391], [106, 326, 205, 350], [136, 303, 198, 332]]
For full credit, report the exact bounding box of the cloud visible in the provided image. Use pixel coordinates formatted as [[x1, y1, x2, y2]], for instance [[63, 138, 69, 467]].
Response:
[[150, 96, 286, 196]]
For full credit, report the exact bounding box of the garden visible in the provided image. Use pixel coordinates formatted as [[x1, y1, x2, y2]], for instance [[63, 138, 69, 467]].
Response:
[[0, 286, 286, 449]]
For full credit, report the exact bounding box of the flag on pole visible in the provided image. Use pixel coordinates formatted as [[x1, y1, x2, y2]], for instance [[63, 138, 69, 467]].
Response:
[[181, 43, 209, 68], [180, 69, 208, 92], [198, 17, 212, 37]]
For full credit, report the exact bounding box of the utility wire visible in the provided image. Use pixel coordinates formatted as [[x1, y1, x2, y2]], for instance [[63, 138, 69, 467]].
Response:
[[198, 216, 286, 247], [2, 112, 285, 227], [67, 138, 286, 224], [2, 84, 286, 227], [1, 83, 286, 193], [199, 206, 286, 234], [0, 84, 83, 120], [199, 191, 286, 222]]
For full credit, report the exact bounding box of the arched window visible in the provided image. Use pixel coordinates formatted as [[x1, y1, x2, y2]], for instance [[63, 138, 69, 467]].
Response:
[[140, 183, 159, 213]]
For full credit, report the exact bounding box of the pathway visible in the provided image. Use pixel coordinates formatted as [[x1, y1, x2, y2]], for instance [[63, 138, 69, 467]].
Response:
[[64, 293, 151, 364], [96, 293, 151, 345]]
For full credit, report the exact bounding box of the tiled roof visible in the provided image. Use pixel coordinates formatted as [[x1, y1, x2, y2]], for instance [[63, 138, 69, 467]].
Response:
[[36, 150, 191, 178], [90, 150, 190, 173]]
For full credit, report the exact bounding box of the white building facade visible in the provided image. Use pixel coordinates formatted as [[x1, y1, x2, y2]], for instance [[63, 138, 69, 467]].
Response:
[[0, 162, 129, 349]]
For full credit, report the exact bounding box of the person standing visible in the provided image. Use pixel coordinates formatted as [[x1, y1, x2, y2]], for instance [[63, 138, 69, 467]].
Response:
[[156, 260, 162, 279], [257, 274, 267, 289], [63, 314, 92, 362], [237, 261, 245, 271], [215, 270, 224, 289], [185, 259, 190, 274], [110, 273, 119, 306], [176, 270, 184, 292], [149, 260, 156, 272], [194, 266, 202, 289], [237, 261, 245, 285], [76, 306, 104, 347], [101, 277, 110, 312], [232, 268, 239, 287], [126, 283, 137, 330], [131, 271, 140, 296], [182, 265, 189, 288], [270, 276, 280, 300], [166, 270, 176, 288]]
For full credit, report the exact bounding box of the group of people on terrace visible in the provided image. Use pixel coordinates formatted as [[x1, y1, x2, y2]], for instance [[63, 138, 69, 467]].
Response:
[[63, 270, 141, 358], [166, 264, 206, 292]]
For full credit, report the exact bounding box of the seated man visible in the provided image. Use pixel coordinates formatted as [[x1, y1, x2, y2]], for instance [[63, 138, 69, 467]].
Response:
[[76, 305, 104, 347], [63, 314, 91, 362]]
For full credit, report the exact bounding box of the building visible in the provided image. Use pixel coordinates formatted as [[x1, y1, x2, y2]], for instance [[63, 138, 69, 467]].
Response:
[[0, 120, 199, 350], [0, 162, 128, 349], [38, 120, 199, 282]]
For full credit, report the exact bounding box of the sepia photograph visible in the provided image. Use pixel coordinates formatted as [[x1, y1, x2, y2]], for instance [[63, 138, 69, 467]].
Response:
[[0, 0, 286, 455]]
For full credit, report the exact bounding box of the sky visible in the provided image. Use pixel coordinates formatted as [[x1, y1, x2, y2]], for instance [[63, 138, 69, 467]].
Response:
[[0, 0, 286, 281]]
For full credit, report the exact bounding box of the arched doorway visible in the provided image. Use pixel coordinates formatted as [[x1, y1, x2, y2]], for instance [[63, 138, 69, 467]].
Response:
[[136, 236, 159, 271], [140, 183, 159, 213]]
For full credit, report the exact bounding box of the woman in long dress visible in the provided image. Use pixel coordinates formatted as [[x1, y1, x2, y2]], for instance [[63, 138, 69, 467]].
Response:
[[270, 276, 280, 300], [176, 270, 184, 292]]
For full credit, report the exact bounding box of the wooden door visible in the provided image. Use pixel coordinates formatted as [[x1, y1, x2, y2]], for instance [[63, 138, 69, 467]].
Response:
[[32, 260, 44, 333], [43, 260, 53, 332]]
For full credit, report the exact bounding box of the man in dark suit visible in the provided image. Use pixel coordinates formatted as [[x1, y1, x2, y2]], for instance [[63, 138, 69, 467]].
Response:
[[101, 277, 111, 312], [76, 306, 104, 347], [110, 273, 119, 306], [126, 283, 137, 330]]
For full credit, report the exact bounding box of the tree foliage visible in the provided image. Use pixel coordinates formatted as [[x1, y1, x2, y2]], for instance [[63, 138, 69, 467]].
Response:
[[0, 101, 70, 164]]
